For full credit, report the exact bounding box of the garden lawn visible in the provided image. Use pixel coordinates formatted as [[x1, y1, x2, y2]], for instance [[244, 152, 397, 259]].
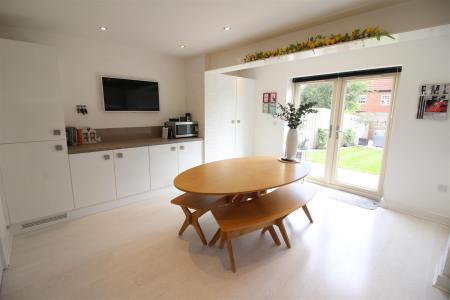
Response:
[[306, 146, 383, 175]]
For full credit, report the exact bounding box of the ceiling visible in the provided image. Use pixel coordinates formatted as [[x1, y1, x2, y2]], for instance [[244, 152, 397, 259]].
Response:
[[0, 0, 406, 57]]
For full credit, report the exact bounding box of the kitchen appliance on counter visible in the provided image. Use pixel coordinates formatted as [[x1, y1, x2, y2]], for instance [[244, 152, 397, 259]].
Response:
[[164, 121, 198, 139]]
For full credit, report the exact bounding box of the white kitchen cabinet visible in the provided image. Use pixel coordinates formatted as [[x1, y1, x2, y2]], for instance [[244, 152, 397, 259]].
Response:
[[205, 73, 256, 162], [69, 151, 116, 208], [0, 141, 74, 224], [114, 147, 150, 198], [178, 141, 203, 173], [0, 38, 65, 144], [149, 144, 179, 189]]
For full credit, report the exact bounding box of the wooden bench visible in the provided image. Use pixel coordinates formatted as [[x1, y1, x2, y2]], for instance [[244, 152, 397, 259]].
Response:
[[171, 193, 225, 245], [211, 182, 317, 272]]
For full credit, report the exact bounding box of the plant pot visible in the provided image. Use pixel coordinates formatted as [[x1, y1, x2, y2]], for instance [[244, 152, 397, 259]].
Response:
[[285, 128, 298, 160]]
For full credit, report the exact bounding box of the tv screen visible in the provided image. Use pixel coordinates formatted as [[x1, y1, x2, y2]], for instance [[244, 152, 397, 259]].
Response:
[[102, 77, 160, 111]]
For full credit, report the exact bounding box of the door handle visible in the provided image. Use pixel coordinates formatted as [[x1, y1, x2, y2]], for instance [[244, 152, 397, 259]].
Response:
[[103, 154, 110, 160], [116, 152, 123, 158], [335, 126, 344, 139], [329, 125, 332, 139], [237, 120, 241, 124], [170, 146, 176, 151], [53, 129, 61, 136], [179, 145, 185, 150], [55, 145, 63, 151], [231, 120, 235, 124]]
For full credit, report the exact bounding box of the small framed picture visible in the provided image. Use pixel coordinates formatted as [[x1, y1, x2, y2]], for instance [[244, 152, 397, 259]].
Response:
[[268, 103, 277, 114], [263, 93, 270, 103], [269, 92, 277, 103], [417, 83, 449, 120], [262, 103, 269, 113]]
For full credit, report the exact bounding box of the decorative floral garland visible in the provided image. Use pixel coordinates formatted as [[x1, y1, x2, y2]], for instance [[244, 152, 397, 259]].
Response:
[[243, 27, 394, 63]]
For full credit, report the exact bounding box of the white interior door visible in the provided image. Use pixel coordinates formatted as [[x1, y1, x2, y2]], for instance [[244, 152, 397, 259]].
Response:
[[114, 147, 150, 198], [205, 73, 237, 162], [0, 171, 12, 267], [235, 77, 256, 157], [0, 38, 65, 143]]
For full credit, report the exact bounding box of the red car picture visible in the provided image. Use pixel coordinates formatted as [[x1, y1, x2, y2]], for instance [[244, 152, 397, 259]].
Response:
[[425, 100, 448, 113]]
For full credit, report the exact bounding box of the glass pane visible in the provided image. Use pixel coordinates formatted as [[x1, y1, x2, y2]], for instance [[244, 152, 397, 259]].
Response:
[[335, 76, 394, 190], [297, 81, 334, 178]]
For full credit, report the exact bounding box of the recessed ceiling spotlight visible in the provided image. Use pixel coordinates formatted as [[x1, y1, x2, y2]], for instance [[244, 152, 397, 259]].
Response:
[[223, 26, 231, 31], [99, 26, 107, 31], [179, 44, 186, 49]]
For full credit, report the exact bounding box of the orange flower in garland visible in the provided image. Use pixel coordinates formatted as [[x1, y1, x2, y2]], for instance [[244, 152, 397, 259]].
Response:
[[243, 26, 394, 63]]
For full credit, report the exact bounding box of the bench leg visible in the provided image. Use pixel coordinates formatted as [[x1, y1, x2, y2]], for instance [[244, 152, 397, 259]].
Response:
[[178, 218, 190, 236], [267, 226, 281, 246], [276, 219, 291, 248], [225, 233, 236, 273], [209, 229, 221, 246], [302, 205, 313, 223], [179, 207, 208, 245], [179, 207, 192, 236], [192, 219, 207, 245]]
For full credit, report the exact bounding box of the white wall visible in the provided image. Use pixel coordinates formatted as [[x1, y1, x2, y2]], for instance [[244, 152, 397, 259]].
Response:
[[0, 26, 186, 129], [185, 55, 207, 137], [207, 0, 450, 70], [237, 31, 450, 223]]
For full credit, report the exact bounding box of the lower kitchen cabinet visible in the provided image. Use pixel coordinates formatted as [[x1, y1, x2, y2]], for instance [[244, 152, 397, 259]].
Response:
[[149, 144, 179, 190], [178, 141, 203, 173], [0, 141, 74, 224], [114, 147, 150, 198], [69, 150, 116, 208], [68, 141, 203, 209]]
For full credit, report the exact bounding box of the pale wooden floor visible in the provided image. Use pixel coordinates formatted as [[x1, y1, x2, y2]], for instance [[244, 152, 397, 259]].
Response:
[[1, 186, 449, 300]]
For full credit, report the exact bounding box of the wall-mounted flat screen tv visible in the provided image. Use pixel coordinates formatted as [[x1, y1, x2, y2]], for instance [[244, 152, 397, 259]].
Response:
[[102, 77, 160, 111]]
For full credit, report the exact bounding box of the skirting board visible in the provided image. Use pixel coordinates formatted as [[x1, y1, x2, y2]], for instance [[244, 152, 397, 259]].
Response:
[[380, 198, 450, 227], [8, 187, 182, 235]]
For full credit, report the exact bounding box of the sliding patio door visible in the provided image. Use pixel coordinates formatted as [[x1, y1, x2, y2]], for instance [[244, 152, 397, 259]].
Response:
[[295, 72, 398, 199]]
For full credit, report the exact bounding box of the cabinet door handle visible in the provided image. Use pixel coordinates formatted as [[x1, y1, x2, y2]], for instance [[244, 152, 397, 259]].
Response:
[[53, 129, 61, 136], [179, 145, 185, 150], [231, 120, 235, 124], [117, 153, 123, 158], [170, 146, 176, 151], [55, 145, 63, 151], [103, 154, 110, 160], [237, 120, 241, 124]]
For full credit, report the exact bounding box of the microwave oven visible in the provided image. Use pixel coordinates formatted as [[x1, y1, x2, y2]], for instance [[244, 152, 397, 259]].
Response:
[[165, 121, 198, 138]]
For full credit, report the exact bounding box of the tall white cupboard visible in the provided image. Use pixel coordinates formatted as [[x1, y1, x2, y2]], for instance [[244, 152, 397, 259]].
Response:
[[0, 38, 74, 224], [204, 73, 256, 162]]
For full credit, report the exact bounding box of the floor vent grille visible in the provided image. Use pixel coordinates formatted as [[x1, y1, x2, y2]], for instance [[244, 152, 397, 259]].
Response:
[[22, 213, 68, 229]]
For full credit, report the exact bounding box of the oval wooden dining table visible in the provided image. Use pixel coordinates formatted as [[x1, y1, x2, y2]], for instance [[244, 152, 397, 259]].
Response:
[[174, 156, 312, 198]]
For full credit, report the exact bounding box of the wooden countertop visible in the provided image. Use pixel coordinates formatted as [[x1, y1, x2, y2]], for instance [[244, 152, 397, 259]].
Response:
[[68, 137, 203, 154]]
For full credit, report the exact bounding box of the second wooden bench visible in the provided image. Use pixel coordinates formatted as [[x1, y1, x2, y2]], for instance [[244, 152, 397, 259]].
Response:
[[211, 182, 317, 272]]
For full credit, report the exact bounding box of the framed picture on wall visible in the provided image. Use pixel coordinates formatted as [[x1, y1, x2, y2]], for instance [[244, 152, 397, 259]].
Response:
[[268, 103, 277, 114], [263, 93, 270, 103], [417, 83, 449, 120], [269, 92, 277, 103]]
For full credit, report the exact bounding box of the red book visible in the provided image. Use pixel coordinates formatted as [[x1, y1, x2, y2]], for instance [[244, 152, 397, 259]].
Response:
[[77, 129, 83, 145]]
